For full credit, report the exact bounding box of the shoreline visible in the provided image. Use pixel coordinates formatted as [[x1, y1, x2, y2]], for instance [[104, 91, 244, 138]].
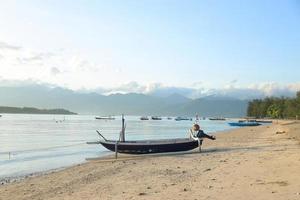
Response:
[[0, 124, 236, 183], [0, 164, 82, 186], [1, 121, 300, 200]]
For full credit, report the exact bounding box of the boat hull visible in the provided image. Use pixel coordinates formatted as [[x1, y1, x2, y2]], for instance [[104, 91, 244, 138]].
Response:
[[151, 117, 162, 120], [95, 117, 115, 120], [228, 122, 261, 126], [209, 118, 226, 121], [99, 138, 199, 154], [174, 117, 192, 121], [255, 120, 272, 123]]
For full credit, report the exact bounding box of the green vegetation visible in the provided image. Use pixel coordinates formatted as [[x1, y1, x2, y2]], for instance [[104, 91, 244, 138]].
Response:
[[0, 106, 77, 115], [247, 91, 300, 119]]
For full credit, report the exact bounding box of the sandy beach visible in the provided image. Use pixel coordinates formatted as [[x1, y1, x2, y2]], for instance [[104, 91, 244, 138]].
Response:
[[1, 121, 300, 200]]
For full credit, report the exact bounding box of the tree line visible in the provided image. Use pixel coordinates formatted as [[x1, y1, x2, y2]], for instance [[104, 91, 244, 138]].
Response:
[[247, 91, 300, 119], [0, 106, 77, 115]]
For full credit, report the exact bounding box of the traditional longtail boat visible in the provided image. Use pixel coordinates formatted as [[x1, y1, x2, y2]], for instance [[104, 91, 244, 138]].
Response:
[[89, 115, 207, 154]]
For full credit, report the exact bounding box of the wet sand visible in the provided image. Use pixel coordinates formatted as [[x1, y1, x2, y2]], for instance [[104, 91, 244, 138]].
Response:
[[1, 121, 300, 200]]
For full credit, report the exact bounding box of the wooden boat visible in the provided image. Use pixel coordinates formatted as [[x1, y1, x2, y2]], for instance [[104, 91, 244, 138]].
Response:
[[90, 115, 203, 154], [140, 116, 149, 120], [98, 138, 199, 154], [95, 116, 115, 120], [151, 116, 162, 120], [175, 117, 192, 121]]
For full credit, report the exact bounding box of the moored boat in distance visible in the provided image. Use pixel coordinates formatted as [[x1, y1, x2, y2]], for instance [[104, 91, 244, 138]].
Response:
[[151, 116, 162, 120], [228, 120, 261, 127], [140, 116, 149, 120], [209, 117, 226, 121], [95, 116, 115, 120], [255, 120, 272, 123], [175, 117, 192, 121]]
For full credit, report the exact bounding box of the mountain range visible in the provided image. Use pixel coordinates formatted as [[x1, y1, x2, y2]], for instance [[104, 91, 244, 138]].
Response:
[[0, 85, 248, 117]]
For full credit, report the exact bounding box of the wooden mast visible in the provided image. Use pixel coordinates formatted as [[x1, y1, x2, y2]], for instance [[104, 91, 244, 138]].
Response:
[[120, 114, 125, 142]]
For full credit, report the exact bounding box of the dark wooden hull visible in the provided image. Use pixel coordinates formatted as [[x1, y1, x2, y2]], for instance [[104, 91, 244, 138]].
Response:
[[99, 138, 199, 154]]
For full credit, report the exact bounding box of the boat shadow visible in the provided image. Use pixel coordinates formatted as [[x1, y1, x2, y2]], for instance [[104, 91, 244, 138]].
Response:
[[155, 146, 263, 157], [175, 143, 292, 157], [88, 145, 279, 162]]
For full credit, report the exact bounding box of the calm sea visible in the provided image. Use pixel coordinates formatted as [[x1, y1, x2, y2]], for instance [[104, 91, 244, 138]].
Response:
[[0, 114, 234, 179]]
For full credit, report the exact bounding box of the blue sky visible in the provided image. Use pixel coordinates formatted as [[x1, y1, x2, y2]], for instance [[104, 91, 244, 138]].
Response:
[[0, 0, 299, 97]]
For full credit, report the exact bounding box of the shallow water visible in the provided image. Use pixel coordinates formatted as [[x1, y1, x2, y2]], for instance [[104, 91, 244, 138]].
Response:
[[0, 114, 234, 178]]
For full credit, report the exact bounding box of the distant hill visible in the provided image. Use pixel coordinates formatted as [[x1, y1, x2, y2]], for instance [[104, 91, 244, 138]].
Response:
[[0, 85, 248, 117], [176, 97, 248, 117], [0, 106, 77, 115], [162, 93, 191, 105]]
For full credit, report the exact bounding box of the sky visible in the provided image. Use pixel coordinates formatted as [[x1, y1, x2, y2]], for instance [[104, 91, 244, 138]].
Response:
[[0, 0, 300, 98]]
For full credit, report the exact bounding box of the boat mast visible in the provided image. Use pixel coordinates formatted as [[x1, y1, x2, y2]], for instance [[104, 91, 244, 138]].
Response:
[[120, 114, 125, 142]]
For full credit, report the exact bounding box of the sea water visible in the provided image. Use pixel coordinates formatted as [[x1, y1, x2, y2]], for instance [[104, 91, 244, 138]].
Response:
[[0, 114, 234, 179]]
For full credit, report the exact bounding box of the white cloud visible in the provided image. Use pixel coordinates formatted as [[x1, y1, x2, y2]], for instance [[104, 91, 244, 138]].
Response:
[[0, 41, 124, 90], [0, 41, 299, 99], [91, 81, 300, 99], [0, 77, 299, 100], [0, 41, 21, 50], [50, 67, 61, 76]]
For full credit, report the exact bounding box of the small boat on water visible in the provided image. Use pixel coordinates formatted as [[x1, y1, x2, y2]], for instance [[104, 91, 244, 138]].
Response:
[[151, 116, 162, 120], [140, 116, 149, 120], [228, 120, 261, 127], [175, 117, 192, 121], [209, 117, 226, 121], [89, 115, 206, 154], [255, 120, 272, 123], [95, 116, 115, 120]]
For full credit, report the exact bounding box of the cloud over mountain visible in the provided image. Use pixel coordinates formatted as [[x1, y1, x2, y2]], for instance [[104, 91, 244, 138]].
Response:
[[0, 41, 299, 100], [0, 77, 299, 100], [90, 81, 300, 99]]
